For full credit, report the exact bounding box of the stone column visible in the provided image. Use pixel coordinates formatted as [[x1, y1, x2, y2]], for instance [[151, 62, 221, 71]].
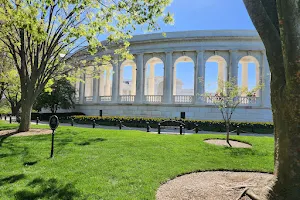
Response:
[[135, 53, 144, 103], [112, 62, 119, 102], [99, 72, 105, 96], [218, 61, 225, 91], [79, 73, 85, 104], [92, 70, 99, 103], [131, 65, 137, 95], [230, 50, 238, 83], [195, 50, 205, 103], [173, 64, 177, 95], [262, 52, 271, 107], [148, 63, 155, 95], [163, 51, 173, 104], [241, 62, 248, 95], [104, 69, 111, 96], [119, 67, 124, 95], [257, 62, 263, 98]]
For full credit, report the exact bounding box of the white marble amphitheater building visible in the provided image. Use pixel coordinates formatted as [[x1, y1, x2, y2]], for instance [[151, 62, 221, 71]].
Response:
[[73, 30, 272, 122]]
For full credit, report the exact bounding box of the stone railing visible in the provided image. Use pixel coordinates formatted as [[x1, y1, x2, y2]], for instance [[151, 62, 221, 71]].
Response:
[[99, 96, 112, 102], [75, 97, 79, 104], [84, 96, 93, 102], [144, 95, 162, 103], [173, 95, 194, 104], [239, 96, 260, 105], [199, 95, 261, 106], [120, 95, 135, 103]]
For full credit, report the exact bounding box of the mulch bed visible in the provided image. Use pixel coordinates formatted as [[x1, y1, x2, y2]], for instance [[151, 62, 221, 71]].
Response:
[[0, 129, 52, 137], [204, 139, 252, 148], [156, 171, 274, 200]]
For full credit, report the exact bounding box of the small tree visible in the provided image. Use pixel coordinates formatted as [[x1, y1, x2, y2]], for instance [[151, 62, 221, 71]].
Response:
[[205, 78, 261, 147], [34, 78, 75, 114]]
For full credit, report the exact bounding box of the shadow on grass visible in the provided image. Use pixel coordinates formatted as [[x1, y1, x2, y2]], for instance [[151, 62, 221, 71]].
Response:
[[89, 138, 106, 142], [23, 161, 38, 166], [0, 130, 18, 147], [224, 147, 269, 157], [225, 147, 254, 156], [76, 141, 91, 146], [75, 138, 107, 146], [0, 174, 25, 186], [57, 138, 73, 146], [0, 140, 26, 159], [15, 178, 79, 200]]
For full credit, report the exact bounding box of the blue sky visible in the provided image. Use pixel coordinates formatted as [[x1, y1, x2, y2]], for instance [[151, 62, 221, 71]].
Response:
[[122, 0, 257, 93]]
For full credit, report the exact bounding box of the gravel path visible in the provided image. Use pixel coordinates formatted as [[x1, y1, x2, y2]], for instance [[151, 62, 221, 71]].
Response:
[[156, 171, 274, 200]]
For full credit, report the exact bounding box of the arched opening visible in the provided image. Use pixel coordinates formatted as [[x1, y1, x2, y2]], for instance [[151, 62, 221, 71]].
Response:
[[205, 55, 227, 95], [144, 57, 164, 103], [119, 60, 136, 102], [98, 65, 113, 101], [84, 66, 94, 102], [238, 56, 260, 97], [173, 56, 195, 103]]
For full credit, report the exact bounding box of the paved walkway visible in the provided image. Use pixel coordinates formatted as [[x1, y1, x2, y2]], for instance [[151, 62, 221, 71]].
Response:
[[1, 117, 273, 137]]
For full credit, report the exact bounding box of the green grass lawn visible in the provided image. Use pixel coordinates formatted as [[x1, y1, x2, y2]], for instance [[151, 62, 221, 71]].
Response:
[[0, 120, 274, 200]]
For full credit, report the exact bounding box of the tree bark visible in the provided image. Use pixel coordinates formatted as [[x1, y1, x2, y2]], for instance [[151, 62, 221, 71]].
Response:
[[268, 0, 300, 199], [269, 92, 300, 199], [11, 103, 21, 117], [226, 122, 232, 147], [243, 0, 300, 199], [18, 99, 33, 132]]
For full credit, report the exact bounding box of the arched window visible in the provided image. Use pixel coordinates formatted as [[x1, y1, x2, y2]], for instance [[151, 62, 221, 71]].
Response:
[[144, 57, 164, 95], [120, 60, 136, 96], [238, 56, 260, 96], [84, 66, 94, 101], [205, 55, 227, 95], [173, 56, 195, 95], [144, 57, 164, 103], [98, 65, 113, 96]]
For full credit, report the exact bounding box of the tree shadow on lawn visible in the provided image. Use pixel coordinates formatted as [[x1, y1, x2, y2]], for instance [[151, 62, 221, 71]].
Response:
[[15, 178, 79, 200], [75, 138, 107, 146], [0, 130, 18, 147], [0, 140, 27, 159], [224, 147, 269, 157], [0, 174, 25, 186]]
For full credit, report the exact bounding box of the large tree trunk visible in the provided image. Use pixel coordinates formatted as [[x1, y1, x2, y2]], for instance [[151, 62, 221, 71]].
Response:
[[243, 1, 300, 199], [269, 1, 300, 199], [18, 99, 33, 132], [269, 85, 300, 199]]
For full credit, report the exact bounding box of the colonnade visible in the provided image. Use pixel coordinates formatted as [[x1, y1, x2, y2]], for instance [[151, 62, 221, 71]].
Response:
[[77, 50, 270, 107]]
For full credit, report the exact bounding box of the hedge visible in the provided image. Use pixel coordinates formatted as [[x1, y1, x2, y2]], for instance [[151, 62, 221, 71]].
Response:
[[70, 115, 274, 134], [31, 112, 85, 121]]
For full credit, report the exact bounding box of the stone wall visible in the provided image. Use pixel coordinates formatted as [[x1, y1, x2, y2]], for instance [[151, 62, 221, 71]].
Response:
[[75, 104, 272, 122]]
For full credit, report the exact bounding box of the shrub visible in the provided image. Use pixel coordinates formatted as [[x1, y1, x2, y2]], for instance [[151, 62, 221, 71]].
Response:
[[70, 115, 274, 134], [31, 112, 85, 121]]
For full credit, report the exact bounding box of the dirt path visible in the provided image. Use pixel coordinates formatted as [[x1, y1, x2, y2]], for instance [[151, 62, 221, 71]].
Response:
[[0, 129, 52, 137]]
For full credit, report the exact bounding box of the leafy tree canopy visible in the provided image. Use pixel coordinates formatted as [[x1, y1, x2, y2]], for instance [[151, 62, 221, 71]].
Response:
[[34, 78, 76, 113], [0, 0, 173, 131]]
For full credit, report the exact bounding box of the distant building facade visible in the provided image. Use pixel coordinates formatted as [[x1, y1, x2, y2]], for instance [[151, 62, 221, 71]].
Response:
[[71, 30, 272, 122]]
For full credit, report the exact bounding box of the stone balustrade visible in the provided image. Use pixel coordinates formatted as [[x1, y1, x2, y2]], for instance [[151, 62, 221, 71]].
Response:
[[144, 95, 163, 103]]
